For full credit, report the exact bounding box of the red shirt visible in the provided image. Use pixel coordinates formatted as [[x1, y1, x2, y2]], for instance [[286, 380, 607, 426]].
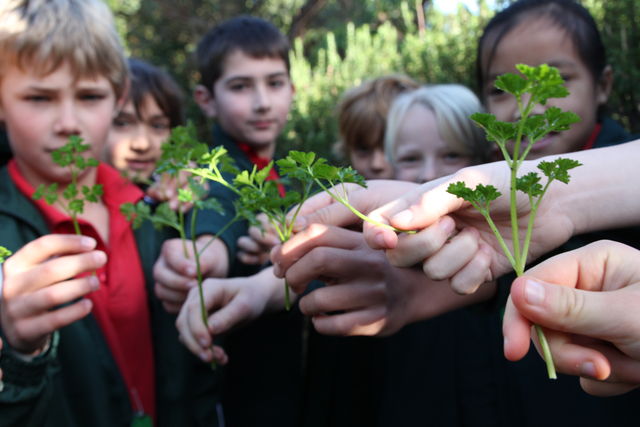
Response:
[[237, 142, 286, 197], [8, 160, 156, 421]]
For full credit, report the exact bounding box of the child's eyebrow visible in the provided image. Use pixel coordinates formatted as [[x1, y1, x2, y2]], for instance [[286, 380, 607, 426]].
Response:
[[224, 71, 289, 83]]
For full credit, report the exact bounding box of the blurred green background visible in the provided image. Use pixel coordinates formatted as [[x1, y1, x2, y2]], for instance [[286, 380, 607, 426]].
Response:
[[107, 0, 640, 160]]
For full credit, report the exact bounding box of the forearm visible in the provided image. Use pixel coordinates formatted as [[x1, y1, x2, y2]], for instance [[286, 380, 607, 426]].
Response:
[[541, 139, 640, 235]]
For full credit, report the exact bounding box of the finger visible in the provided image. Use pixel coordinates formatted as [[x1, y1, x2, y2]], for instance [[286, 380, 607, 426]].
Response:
[[236, 252, 264, 266], [311, 305, 388, 336], [283, 245, 382, 295], [177, 292, 210, 357], [154, 282, 190, 310], [272, 224, 360, 276], [237, 236, 263, 254], [422, 228, 479, 282], [247, 225, 280, 248], [580, 379, 639, 397], [4, 250, 106, 297], [160, 239, 197, 277], [384, 216, 456, 267], [503, 296, 534, 361], [208, 292, 261, 335], [299, 283, 387, 317], [153, 256, 195, 294], [510, 277, 640, 342], [12, 299, 93, 351], [5, 234, 97, 274], [449, 243, 493, 294], [8, 276, 100, 318]]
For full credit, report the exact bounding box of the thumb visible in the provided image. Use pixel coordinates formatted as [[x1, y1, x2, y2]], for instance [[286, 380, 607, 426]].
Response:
[[510, 277, 615, 339]]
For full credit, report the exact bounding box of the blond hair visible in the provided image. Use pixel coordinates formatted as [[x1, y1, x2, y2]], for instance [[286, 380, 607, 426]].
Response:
[[385, 84, 490, 164], [333, 74, 420, 160], [0, 0, 127, 97]]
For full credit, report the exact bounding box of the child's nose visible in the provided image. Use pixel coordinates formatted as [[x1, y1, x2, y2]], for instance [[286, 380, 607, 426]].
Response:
[[253, 85, 271, 112], [53, 100, 81, 136], [130, 128, 150, 152]]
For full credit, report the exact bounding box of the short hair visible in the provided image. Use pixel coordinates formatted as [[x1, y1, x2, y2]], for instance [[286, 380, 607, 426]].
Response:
[[334, 74, 420, 160], [385, 84, 490, 164], [196, 15, 290, 91], [127, 58, 185, 128], [0, 0, 128, 98], [477, 0, 606, 103]]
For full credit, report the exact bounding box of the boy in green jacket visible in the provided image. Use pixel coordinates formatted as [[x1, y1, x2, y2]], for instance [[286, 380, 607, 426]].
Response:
[[0, 1, 221, 425]]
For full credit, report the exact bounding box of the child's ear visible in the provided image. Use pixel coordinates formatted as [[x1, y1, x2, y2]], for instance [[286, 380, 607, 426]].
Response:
[[194, 85, 217, 118], [596, 65, 613, 106]]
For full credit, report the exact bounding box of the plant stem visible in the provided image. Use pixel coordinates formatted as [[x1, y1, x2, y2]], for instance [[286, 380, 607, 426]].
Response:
[[535, 324, 557, 379], [190, 208, 216, 370]]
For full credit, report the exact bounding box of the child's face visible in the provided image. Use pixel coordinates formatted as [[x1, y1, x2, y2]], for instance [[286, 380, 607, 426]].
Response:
[[482, 18, 610, 159], [392, 104, 472, 183], [105, 95, 169, 182], [348, 144, 393, 180], [207, 50, 293, 152], [0, 61, 117, 187]]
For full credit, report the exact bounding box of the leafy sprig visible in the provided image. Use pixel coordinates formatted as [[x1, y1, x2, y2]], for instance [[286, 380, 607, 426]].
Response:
[[0, 246, 12, 263], [446, 64, 583, 380], [33, 135, 103, 236]]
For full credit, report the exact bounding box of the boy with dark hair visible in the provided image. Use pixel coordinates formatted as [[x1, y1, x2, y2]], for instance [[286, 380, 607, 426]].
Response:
[[0, 1, 221, 425]]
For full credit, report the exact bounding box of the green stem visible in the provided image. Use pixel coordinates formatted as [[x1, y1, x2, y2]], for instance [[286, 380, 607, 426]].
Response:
[[178, 208, 189, 258], [477, 208, 516, 270], [190, 208, 216, 370], [315, 180, 413, 234], [535, 324, 557, 379]]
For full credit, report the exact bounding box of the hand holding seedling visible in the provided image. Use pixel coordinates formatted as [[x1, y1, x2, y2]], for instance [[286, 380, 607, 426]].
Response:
[[32, 135, 103, 236], [503, 241, 640, 397], [0, 235, 105, 355]]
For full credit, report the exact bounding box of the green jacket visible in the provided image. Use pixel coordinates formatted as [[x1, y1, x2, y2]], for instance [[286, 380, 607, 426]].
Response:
[[0, 166, 222, 427]]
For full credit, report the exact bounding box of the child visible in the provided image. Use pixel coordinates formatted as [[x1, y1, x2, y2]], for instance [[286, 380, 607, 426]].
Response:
[[385, 84, 490, 183], [333, 74, 419, 180], [104, 57, 185, 185], [0, 1, 221, 425], [157, 15, 308, 427]]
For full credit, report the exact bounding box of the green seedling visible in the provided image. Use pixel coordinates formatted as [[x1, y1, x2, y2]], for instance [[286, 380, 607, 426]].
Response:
[[121, 124, 240, 369], [0, 246, 12, 263], [33, 135, 103, 236], [447, 64, 582, 379]]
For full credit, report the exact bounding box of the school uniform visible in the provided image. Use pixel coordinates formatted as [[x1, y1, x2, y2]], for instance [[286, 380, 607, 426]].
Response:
[[0, 162, 222, 427]]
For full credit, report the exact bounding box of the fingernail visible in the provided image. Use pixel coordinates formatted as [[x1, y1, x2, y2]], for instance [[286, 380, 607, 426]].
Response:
[[186, 280, 197, 289], [186, 265, 196, 277], [273, 263, 282, 277], [580, 361, 597, 378], [440, 217, 455, 235], [392, 209, 413, 225], [374, 232, 386, 248], [89, 275, 100, 290], [524, 280, 545, 306], [93, 251, 107, 264], [199, 338, 209, 348], [199, 352, 209, 362], [293, 216, 307, 230], [81, 236, 97, 249]]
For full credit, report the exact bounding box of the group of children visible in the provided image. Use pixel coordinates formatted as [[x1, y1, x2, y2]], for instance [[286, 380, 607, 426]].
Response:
[[0, 0, 639, 426]]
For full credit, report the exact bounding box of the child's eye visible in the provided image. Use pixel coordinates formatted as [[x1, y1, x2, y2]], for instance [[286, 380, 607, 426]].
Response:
[[25, 94, 50, 102], [397, 154, 421, 164], [269, 79, 285, 88], [79, 92, 107, 102], [150, 119, 170, 131], [441, 152, 464, 164], [229, 83, 248, 92], [113, 117, 134, 128]]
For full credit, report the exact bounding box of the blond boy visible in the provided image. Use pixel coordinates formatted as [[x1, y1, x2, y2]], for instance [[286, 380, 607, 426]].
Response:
[[0, 1, 221, 425]]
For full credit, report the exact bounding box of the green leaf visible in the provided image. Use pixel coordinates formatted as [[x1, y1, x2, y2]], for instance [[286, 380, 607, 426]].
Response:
[[516, 172, 543, 197], [495, 72, 528, 96], [0, 246, 12, 263], [538, 158, 582, 184], [447, 182, 501, 209], [178, 188, 194, 203], [68, 199, 84, 215], [63, 184, 78, 201]]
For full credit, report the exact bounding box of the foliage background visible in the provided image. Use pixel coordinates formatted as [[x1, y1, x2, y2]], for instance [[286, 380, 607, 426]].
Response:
[[107, 0, 640, 160]]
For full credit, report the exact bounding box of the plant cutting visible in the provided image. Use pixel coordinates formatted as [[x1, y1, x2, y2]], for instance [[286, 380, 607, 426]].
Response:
[[447, 64, 582, 379], [0, 246, 11, 263], [32, 135, 103, 236]]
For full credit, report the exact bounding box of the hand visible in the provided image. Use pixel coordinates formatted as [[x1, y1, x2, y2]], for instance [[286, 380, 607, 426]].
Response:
[[237, 213, 280, 265], [146, 170, 208, 212], [271, 223, 496, 336], [176, 267, 285, 363], [503, 240, 640, 396], [0, 235, 107, 354], [153, 235, 229, 313]]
